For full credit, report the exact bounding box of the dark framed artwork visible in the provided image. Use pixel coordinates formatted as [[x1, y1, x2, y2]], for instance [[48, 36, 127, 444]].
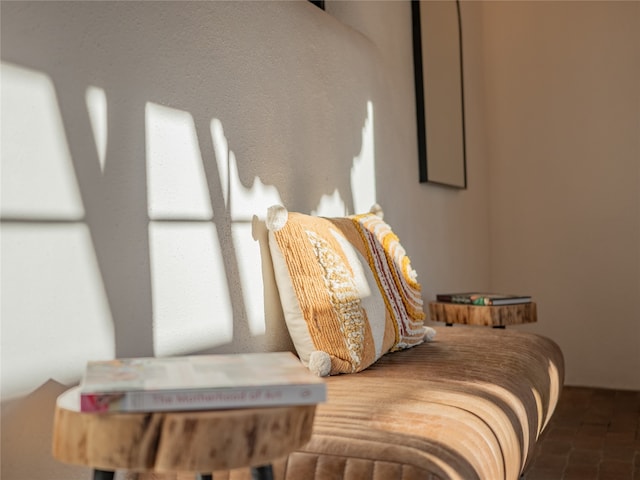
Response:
[[412, 0, 467, 188]]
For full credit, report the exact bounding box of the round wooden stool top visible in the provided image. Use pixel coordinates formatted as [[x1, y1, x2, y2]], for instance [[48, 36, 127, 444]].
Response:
[[52, 386, 316, 473]]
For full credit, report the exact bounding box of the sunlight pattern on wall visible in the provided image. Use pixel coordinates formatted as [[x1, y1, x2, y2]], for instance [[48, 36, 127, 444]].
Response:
[[2, 225, 114, 396], [211, 118, 230, 205], [1, 62, 114, 399], [146, 103, 229, 356], [311, 101, 376, 217], [1, 62, 378, 396], [1, 63, 84, 219], [148, 222, 233, 355], [146, 103, 286, 354], [85, 86, 108, 174], [222, 122, 283, 335], [312, 189, 347, 217], [146, 103, 213, 220], [351, 101, 376, 214]]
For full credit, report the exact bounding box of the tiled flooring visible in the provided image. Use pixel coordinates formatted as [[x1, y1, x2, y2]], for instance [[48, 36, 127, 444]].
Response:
[[526, 386, 640, 480]]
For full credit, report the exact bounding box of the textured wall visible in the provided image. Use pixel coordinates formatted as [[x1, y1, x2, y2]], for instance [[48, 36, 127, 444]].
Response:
[[1, 0, 491, 401]]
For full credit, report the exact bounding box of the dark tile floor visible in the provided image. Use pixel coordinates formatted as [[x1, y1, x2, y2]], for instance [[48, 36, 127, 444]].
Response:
[[526, 386, 640, 480]]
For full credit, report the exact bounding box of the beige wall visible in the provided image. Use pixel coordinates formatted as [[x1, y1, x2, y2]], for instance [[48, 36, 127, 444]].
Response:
[[482, 1, 640, 390]]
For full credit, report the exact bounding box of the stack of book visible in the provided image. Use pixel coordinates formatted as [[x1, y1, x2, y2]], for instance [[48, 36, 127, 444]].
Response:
[[79, 351, 326, 413], [436, 292, 532, 306]]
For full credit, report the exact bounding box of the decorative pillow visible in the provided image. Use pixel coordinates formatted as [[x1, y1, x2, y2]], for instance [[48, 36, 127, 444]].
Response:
[[266, 204, 434, 376]]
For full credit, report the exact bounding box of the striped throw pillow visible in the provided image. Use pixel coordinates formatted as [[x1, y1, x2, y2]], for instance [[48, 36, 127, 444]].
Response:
[[266, 205, 432, 376]]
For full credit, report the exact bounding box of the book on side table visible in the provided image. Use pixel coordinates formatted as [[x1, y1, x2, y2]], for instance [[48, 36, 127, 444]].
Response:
[[80, 351, 326, 413], [436, 292, 532, 306]]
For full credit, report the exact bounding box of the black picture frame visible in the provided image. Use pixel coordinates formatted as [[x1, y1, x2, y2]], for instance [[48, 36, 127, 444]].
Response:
[[309, 0, 325, 10], [411, 0, 467, 189]]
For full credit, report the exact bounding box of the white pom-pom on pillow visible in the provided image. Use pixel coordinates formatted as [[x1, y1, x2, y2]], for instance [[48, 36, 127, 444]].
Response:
[[369, 203, 384, 219], [266, 205, 288, 232], [308, 350, 332, 377], [424, 326, 437, 342]]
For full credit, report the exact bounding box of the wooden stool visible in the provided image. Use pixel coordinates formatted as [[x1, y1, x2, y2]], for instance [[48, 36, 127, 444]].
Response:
[[52, 387, 316, 480], [429, 301, 537, 328]]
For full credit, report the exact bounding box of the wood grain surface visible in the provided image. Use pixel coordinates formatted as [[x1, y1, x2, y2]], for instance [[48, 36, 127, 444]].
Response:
[[429, 301, 537, 326], [52, 387, 316, 474]]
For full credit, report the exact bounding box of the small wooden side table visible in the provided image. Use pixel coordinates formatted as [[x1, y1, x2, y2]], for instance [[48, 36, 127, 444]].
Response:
[[52, 386, 316, 480], [429, 301, 537, 328]]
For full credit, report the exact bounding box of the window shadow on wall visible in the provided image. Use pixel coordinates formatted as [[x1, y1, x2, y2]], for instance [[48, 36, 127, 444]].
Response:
[[1, 1, 381, 399]]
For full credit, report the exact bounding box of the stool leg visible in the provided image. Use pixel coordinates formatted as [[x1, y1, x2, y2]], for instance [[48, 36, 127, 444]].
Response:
[[251, 465, 274, 480], [93, 470, 115, 480]]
